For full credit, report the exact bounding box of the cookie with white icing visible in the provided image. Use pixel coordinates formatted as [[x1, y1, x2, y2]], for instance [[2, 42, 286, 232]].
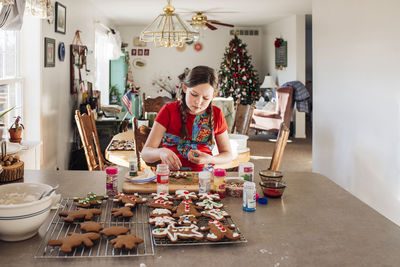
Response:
[[174, 190, 198, 201], [152, 223, 203, 242], [195, 199, 224, 210], [198, 192, 221, 201], [150, 208, 172, 217], [151, 192, 174, 201], [200, 220, 240, 241], [201, 208, 230, 221], [148, 215, 175, 227]]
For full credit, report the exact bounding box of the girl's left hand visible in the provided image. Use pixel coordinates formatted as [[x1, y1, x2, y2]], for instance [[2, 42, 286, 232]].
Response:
[[188, 149, 212, 165]]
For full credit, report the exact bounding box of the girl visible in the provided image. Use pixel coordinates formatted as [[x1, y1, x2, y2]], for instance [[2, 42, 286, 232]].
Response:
[[141, 66, 232, 171]]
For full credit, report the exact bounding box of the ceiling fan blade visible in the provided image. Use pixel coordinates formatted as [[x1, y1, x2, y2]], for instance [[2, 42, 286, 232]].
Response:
[[205, 23, 217, 30], [208, 20, 234, 28]]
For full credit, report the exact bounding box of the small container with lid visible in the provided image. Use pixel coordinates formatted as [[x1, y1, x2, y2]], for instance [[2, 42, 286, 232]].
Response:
[[243, 181, 256, 212], [156, 163, 169, 194], [106, 166, 118, 197], [128, 154, 138, 177], [198, 171, 211, 194], [238, 162, 254, 182], [213, 168, 226, 197]]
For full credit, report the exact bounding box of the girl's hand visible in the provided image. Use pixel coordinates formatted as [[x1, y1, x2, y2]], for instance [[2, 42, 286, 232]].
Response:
[[159, 148, 182, 170], [188, 149, 212, 165]]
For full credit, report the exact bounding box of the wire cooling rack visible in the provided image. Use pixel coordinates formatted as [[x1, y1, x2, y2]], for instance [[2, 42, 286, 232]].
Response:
[[34, 197, 154, 258]]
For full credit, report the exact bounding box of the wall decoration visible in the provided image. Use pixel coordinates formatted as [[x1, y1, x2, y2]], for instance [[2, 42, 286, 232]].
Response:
[[133, 58, 146, 69], [176, 45, 186, 52], [55, 2, 66, 34], [44, 37, 56, 67], [138, 49, 143, 56], [131, 49, 137, 56], [133, 36, 146, 47], [194, 42, 203, 52], [58, 42, 65, 61], [70, 30, 87, 94], [144, 49, 149, 56], [274, 38, 287, 70]]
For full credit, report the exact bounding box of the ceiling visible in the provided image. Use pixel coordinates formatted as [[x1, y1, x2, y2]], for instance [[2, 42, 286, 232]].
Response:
[[89, 0, 312, 27]]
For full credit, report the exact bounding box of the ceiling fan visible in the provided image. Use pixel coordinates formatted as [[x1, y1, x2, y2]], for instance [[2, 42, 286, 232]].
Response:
[[187, 11, 234, 30]]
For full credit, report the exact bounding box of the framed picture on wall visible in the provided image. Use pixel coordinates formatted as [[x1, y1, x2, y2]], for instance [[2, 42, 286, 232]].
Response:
[[144, 49, 149, 56], [131, 49, 137, 56], [55, 2, 66, 34], [138, 49, 143, 56], [44, 38, 56, 67]]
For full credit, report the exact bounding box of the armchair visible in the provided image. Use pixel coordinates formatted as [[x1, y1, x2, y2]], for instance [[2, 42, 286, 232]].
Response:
[[250, 86, 294, 133]]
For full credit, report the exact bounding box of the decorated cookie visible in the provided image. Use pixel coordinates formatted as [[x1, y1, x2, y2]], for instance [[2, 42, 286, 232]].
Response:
[[151, 192, 174, 201], [177, 214, 199, 226], [172, 200, 202, 218], [195, 199, 224, 210], [150, 208, 172, 217], [113, 193, 147, 207], [110, 234, 143, 250], [201, 208, 230, 221], [112, 206, 134, 218], [200, 220, 240, 241], [73, 192, 108, 208], [100, 226, 130, 237], [58, 208, 102, 223], [80, 221, 103, 232], [48, 232, 100, 253], [198, 192, 221, 201], [174, 190, 198, 201], [152, 223, 203, 242], [148, 215, 175, 227], [148, 199, 174, 210]]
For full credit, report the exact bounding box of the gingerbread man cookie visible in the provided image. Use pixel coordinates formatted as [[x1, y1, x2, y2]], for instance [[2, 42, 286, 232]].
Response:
[[152, 223, 203, 242], [80, 221, 103, 232], [198, 192, 221, 201], [100, 226, 130, 237], [174, 190, 198, 201], [177, 214, 199, 226], [113, 193, 147, 207], [148, 215, 175, 227], [150, 208, 172, 217], [201, 208, 230, 221], [151, 192, 174, 201], [195, 199, 224, 210], [200, 220, 240, 241], [112, 206, 134, 218], [110, 234, 143, 250], [172, 200, 202, 218], [73, 192, 108, 208], [148, 199, 174, 210], [58, 208, 102, 223], [48, 232, 100, 253]]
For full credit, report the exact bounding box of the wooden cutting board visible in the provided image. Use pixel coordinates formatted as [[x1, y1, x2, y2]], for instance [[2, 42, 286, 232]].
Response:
[[122, 171, 201, 193]]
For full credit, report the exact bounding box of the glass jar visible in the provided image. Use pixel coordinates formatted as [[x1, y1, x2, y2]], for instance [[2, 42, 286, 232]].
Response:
[[129, 154, 138, 176], [106, 166, 118, 197], [243, 181, 256, 212], [156, 163, 169, 194], [213, 168, 226, 197], [199, 171, 211, 194], [238, 162, 254, 182]]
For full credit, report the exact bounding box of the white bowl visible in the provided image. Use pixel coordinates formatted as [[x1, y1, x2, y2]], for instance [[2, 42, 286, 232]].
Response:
[[0, 183, 56, 241], [229, 134, 249, 151]]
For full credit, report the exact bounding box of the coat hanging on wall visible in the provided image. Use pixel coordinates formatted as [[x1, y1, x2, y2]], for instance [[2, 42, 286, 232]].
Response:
[[70, 30, 88, 95]]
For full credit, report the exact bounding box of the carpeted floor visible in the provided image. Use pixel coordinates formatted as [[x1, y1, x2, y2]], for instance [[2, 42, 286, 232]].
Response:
[[247, 129, 312, 175]]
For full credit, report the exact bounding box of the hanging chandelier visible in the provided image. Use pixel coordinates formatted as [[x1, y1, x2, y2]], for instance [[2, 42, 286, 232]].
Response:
[[140, 0, 199, 48]]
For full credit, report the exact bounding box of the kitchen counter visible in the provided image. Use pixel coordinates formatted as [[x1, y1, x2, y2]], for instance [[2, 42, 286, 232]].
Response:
[[1, 170, 400, 266]]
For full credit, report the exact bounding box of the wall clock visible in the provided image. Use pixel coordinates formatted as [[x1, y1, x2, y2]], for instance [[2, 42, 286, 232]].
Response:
[[58, 42, 65, 61]]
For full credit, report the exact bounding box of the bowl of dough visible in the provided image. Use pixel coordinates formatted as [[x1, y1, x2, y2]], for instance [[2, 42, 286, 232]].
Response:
[[0, 182, 58, 241]]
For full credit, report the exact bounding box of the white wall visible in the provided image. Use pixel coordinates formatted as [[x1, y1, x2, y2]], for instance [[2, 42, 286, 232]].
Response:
[[117, 26, 262, 98], [313, 0, 400, 226], [260, 15, 306, 137], [40, 0, 111, 170]]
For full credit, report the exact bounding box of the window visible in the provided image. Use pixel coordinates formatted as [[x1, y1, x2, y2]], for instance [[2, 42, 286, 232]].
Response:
[[95, 27, 111, 106], [0, 30, 23, 132]]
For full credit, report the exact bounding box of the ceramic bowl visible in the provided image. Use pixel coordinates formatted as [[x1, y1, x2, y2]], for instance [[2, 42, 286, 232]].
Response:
[[0, 183, 56, 241], [259, 180, 287, 198]]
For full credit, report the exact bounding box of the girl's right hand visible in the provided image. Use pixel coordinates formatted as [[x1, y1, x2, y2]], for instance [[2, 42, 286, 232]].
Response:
[[159, 148, 182, 170]]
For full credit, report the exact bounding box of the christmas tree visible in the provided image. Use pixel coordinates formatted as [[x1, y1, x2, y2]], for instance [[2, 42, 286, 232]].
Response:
[[218, 34, 260, 104]]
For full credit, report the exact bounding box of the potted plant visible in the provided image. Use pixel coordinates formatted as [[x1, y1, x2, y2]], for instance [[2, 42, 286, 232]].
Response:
[[0, 106, 16, 140], [9, 116, 24, 143]]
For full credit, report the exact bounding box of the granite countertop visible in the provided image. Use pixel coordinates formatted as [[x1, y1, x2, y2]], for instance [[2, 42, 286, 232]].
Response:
[[1, 169, 400, 266]]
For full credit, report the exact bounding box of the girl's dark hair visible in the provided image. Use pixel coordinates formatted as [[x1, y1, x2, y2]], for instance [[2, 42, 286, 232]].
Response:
[[180, 66, 218, 146]]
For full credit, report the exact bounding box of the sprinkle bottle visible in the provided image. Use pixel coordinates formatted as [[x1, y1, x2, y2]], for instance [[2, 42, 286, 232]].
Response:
[[105, 167, 118, 197], [156, 163, 169, 194], [213, 168, 226, 198], [129, 154, 138, 176], [199, 171, 211, 193], [243, 181, 256, 212]]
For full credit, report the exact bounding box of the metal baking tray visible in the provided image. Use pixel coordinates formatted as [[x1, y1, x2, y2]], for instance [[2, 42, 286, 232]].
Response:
[[149, 199, 247, 246], [34, 197, 154, 258]]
